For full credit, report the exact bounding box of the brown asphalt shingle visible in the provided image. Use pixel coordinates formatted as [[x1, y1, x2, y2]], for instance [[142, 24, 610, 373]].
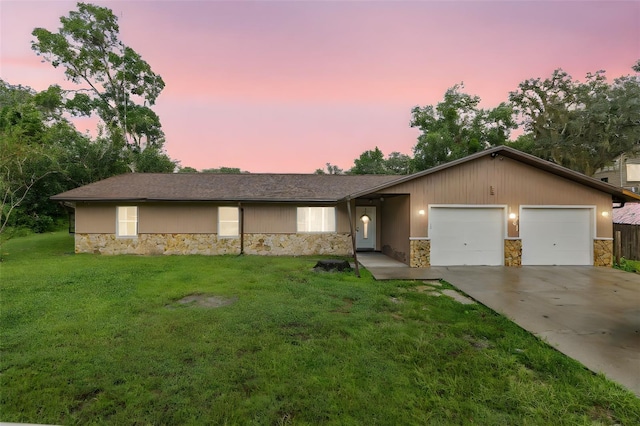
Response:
[[50, 173, 401, 203]]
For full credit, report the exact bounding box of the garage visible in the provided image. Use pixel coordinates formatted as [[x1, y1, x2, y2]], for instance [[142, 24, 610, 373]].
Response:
[[520, 207, 593, 265], [429, 206, 505, 266]]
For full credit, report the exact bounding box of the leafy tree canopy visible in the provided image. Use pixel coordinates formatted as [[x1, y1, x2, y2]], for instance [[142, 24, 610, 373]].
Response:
[[348, 148, 412, 175], [509, 64, 640, 175], [411, 84, 516, 171], [201, 167, 247, 174], [31, 2, 166, 155]]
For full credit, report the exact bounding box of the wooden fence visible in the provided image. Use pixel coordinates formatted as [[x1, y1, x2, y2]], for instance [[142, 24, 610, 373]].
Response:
[[614, 224, 640, 261]]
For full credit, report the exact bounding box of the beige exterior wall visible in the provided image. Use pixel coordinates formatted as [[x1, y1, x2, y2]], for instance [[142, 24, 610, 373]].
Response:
[[380, 155, 613, 239], [75, 203, 117, 233], [73, 201, 351, 256], [75, 202, 348, 236], [139, 203, 217, 233], [243, 204, 296, 233], [379, 195, 410, 264]]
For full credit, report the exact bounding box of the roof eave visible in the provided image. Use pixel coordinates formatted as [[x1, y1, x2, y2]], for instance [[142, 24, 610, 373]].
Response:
[[50, 196, 342, 204]]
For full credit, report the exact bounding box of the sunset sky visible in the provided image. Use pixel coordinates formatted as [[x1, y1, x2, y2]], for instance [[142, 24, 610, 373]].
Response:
[[1, 0, 639, 172]]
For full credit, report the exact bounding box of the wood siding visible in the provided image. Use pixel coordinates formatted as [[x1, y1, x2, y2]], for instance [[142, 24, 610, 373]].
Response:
[[139, 204, 217, 234], [243, 204, 296, 233], [75, 203, 116, 233], [75, 202, 348, 235], [380, 156, 613, 238], [379, 195, 410, 263], [614, 224, 640, 261]]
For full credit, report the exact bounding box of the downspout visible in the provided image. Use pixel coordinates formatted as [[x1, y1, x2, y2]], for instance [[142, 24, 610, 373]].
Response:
[[239, 202, 244, 255], [346, 197, 361, 278]]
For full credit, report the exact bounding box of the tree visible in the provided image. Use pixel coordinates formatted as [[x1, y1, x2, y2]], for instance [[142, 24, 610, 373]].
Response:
[[201, 167, 246, 174], [0, 81, 63, 235], [508, 64, 640, 175], [350, 147, 387, 174], [314, 163, 343, 175], [385, 152, 412, 175], [411, 84, 516, 171], [31, 2, 167, 161], [178, 166, 199, 173]]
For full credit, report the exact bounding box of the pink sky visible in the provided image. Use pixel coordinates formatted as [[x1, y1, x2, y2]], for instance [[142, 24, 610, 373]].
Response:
[[1, 0, 639, 172]]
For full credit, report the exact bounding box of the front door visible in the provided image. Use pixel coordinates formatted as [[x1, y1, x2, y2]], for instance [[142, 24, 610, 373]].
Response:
[[356, 206, 376, 251]]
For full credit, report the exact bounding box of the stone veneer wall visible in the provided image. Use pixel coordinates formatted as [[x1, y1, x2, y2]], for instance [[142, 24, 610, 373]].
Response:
[[75, 233, 352, 256], [243, 233, 351, 256], [593, 239, 613, 267], [504, 239, 522, 267], [409, 239, 430, 268]]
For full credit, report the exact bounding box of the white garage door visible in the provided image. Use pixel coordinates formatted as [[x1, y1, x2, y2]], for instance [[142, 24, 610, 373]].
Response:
[[429, 207, 505, 266], [520, 208, 592, 265]]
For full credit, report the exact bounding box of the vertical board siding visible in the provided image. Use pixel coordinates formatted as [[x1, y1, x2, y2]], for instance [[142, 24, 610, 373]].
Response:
[[380, 156, 612, 238], [75, 203, 116, 233], [243, 203, 348, 234], [139, 204, 217, 233], [380, 195, 410, 264], [243, 204, 296, 233], [614, 224, 640, 260]]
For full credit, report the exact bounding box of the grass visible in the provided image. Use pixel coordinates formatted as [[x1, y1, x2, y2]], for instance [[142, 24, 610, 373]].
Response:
[[1, 232, 639, 425], [615, 257, 640, 273]]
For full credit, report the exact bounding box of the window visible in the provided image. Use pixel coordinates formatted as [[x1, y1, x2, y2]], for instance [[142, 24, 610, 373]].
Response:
[[627, 164, 640, 182], [297, 207, 336, 233], [218, 207, 239, 237], [117, 206, 138, 237]]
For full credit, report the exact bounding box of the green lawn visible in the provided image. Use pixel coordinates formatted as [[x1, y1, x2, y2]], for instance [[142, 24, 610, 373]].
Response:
[[1, 232, 639, 425]]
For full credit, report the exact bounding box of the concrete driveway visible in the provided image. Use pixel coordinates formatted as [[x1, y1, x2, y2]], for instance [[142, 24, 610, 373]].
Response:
[[356, 253, 640, 396]]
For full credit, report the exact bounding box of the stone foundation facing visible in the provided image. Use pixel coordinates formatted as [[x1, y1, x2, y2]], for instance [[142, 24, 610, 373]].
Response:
[[409, 239, 430, 268], [75, 233, 352, 256], [504, 239, 522, 267], [243, 233, 351, 256], [593, 239, 613, 267]]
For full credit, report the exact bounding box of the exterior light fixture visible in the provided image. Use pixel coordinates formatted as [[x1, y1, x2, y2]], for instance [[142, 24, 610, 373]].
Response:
[[509, 212, 519, 230], [601, 211, 610, 218], [418, 209, 425, 215], [360, 209, 371, 239]]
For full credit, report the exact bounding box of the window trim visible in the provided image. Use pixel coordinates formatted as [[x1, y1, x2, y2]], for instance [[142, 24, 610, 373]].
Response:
[[218, 206, 240, 238], [297, 206, 336, 233], [116, 206, 138, 238]]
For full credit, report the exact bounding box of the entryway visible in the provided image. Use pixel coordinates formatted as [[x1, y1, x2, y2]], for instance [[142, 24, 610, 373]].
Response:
[[355, 206, 376, 251]]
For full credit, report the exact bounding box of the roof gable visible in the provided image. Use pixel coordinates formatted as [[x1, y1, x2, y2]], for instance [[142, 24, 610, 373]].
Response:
[[345, 146, 640, 203]]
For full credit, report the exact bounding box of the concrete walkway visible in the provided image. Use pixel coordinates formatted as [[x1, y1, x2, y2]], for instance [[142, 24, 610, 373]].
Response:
[[356, 252, 640, 396]]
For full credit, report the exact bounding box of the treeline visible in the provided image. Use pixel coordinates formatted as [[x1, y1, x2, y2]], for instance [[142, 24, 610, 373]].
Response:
[[322, 64, 640, 176], [1, 3, 175, 236]]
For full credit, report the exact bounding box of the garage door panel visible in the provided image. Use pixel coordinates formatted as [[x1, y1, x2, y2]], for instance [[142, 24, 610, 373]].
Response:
[[430, 207, 504, 266], [521, 208, 592, 266]]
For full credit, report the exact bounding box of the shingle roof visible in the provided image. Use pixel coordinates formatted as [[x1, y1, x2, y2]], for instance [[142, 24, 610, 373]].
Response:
[[613, 203, 640, 225], [51, 146, 640, 204], [50, 173, 401, 203]]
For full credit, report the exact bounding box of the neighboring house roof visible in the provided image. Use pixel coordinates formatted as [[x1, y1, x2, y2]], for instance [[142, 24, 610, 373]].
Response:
[[347, 146, 640, 204], [51, 146, 640, 204], [50, 173, 400, 203], [613, 203, 640, 225]]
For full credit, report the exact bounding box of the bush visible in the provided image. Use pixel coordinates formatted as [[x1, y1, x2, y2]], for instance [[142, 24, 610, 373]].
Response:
[[32, 215, 55, 233], [614, 258, 639, 273]]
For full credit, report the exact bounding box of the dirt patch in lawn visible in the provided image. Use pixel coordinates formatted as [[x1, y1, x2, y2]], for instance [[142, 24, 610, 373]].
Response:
[[169, 294, 238, 309]]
